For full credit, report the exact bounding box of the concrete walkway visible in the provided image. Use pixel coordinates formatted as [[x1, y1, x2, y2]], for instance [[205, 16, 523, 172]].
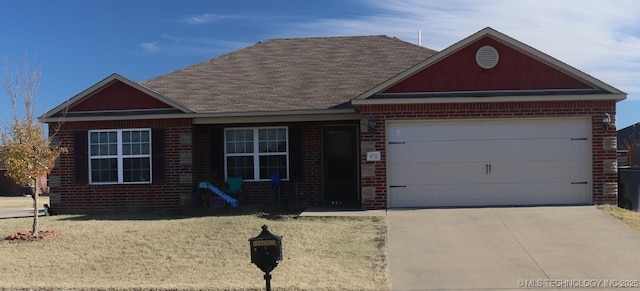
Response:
[[388, 206, 640, 290], [299, 205, 386, 217]]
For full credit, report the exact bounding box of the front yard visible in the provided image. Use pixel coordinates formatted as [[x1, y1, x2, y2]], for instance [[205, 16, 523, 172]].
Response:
[[2, 196, 640, 291], [0, 206, 389, 291]]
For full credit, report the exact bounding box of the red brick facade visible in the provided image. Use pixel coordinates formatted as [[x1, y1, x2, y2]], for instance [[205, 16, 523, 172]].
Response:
[[49, 119, 361, 213], [358, 100, 618, 209], [191, 121, 357, 206], [48, 118, 193, 213], [48, 100, 619, 213]]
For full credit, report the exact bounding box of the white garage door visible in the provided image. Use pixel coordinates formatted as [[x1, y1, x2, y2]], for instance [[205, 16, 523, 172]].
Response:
[[387, 118, 591, 207]]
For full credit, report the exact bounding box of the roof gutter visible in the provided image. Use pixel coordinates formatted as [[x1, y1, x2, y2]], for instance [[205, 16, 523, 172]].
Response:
[[352, 93, 626, 105], [40, 108, 360, 123]]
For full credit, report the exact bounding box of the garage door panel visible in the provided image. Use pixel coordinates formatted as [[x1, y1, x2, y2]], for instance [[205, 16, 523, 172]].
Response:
[[388, 119, 588, 143], [391, 182, 590, 208], [477, 139, 588, 162], [489, 160, 590, 183], [389, 139, 589, 164], [389, 161, 487, 185], [390, 140, 512, 163], [387, 118, 591, 208], [389, 141, 487, 163], [391, 160, 589, 187]]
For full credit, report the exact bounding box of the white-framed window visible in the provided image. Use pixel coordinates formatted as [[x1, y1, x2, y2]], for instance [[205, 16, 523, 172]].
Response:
[[89, 129, 152, 184], [224, 127, 288, 181]]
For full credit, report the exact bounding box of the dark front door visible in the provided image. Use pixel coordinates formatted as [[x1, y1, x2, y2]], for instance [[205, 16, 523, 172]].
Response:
[[322, 126, 358, 204]]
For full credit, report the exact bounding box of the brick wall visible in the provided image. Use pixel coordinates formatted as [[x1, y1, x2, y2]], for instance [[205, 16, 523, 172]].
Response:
[[48, 118, 193, 213], [192, 122, 325, 206], [358, 100, 618, 209], [49, 118, 363, 212], [0, 170, 27, 196]]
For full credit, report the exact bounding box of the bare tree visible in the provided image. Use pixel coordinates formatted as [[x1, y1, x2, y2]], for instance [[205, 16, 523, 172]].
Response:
[[0, 57, 66, 236]]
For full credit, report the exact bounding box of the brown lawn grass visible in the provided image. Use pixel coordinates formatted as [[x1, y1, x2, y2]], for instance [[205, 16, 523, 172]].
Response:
[[0, 209, 390, 291], [600, 205, 640, 232]]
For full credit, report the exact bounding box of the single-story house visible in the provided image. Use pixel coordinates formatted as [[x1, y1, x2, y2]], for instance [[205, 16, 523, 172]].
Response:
[[41, 27, 625, 213], [0, 164, 48, 196], [0, 166, 26, 196], [618, 123, 640, 167]]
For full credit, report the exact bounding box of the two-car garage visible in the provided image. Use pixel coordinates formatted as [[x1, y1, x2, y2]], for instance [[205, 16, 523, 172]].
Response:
[[355, 28, 622, 210], [387, 118, 592, 208]]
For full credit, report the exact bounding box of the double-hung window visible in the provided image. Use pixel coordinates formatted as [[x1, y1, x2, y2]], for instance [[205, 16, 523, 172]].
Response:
[[89, 129, 152, 184], [224, 127, 288, 181]]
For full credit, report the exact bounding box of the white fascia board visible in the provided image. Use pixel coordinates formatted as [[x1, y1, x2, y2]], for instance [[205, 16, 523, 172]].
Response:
[[40, 113, 192, 123], [193, 109, 359, 124], [41, 109, 360, 124], [351, 93, 627, 106]]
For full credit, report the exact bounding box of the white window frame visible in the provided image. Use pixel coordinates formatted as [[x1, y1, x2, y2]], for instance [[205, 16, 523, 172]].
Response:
[[88, 128, 152, 185], [224, 126, 289, 182]]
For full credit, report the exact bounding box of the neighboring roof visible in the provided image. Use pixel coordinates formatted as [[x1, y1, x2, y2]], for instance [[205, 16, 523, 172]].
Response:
[[353, 27, 627, 104], [619, 122, 640, 133], [142, 35, 437, 113], [618, 122, 640, 149]]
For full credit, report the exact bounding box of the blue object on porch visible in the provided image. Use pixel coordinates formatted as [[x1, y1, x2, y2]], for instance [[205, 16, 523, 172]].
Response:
[[198, 182, 239, 208], [269, 173, 281, 204], [270, 173, 281, 188]]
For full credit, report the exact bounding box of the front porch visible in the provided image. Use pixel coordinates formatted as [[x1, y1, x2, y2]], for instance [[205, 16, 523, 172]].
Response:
[[190, 120, 363, 208]]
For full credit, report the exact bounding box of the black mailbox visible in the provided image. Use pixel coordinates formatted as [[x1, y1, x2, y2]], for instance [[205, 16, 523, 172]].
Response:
[[249, 225, 282, 273]]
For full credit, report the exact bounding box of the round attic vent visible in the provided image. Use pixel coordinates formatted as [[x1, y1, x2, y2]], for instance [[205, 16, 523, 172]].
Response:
[[475, 45, 499, 69]]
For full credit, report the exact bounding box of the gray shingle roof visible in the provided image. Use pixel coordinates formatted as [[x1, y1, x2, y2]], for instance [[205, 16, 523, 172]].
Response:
[[142, 35, 437, 113]]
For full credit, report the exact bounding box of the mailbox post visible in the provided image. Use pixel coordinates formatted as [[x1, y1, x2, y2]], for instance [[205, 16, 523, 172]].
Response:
[[249, 225, 282, 291]]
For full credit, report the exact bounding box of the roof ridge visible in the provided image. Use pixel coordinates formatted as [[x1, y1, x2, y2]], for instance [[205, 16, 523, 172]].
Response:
[[143, 35, 437, 84], [263, 34, 390, 41]]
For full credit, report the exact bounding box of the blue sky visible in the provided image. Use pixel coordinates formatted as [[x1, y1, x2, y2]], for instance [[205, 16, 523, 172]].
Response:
[[1, 0, 639, 128]]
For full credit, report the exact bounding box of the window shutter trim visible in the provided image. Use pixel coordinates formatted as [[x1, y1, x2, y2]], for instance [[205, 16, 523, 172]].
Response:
[[152, 128, 165, 184], [74, 131, 88, 184], [289, 127, 304, 182], [210, 128, 225, 183]]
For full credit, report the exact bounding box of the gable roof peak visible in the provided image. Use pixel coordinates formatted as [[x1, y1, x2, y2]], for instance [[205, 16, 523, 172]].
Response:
[[354, 26, 625, 101], [39, 73, 193, 121]]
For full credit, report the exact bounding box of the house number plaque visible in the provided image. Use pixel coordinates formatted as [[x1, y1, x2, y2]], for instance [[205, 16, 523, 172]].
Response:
[[366, 151, 381, 161]]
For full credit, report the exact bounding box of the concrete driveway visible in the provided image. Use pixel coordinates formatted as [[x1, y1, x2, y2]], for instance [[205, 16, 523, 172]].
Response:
[[388, 206, 640, 290]]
